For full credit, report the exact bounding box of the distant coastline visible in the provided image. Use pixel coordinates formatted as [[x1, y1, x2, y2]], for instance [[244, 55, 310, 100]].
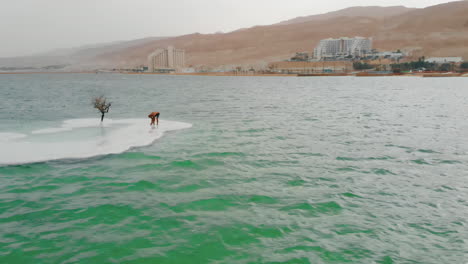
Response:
[[1, 71, 467, 77], [1, 2, 467, 74], [0, 71, 96, 74]]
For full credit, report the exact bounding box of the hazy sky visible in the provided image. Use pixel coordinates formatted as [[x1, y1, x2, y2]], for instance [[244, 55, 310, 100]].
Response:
[[0, 0, 456, 57]]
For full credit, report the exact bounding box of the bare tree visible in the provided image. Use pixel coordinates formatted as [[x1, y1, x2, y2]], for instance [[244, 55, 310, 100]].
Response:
[[93, 96, 111, 122]]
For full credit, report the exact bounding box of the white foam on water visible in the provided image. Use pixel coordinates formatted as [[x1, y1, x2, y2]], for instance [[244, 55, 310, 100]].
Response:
[[0, 133, 27, 142], [0, 118, 192, 165]]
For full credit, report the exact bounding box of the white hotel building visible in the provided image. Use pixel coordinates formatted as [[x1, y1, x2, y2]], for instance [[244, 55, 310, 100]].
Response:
[[147, 46, 185, 72], [425, 57, 463, 64], [314, 37, 372, 60]]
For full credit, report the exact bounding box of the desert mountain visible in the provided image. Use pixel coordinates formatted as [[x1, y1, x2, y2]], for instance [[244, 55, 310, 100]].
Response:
[[372, 1, 468, 58], [89, 1, 468, 70], [277, 6, 416, 25], [0, 37, 166, 70], [2, 1, 467, 70]]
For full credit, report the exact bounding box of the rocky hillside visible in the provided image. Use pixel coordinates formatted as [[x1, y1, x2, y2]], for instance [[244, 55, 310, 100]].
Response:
[[91, 1, 468, 70], [276, 6, 416, 25]]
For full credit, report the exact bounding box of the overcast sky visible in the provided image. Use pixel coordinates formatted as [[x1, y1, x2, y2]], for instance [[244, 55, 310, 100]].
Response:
[[0, 0, 457, 57]]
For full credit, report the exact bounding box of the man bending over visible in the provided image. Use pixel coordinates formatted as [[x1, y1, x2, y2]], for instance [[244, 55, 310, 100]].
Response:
[[148, 112, 160, 126]]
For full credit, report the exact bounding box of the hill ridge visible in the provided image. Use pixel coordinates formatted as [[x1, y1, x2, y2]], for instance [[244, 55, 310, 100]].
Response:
[[1, 2, 467, 70]]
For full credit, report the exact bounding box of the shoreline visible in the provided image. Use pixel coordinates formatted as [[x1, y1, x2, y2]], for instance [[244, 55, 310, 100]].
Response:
[[1, 71, 466, 77], [0, 71, 97, 74]]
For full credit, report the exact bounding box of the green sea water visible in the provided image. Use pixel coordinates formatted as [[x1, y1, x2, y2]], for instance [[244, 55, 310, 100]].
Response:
[[0, 74, 467, 263]]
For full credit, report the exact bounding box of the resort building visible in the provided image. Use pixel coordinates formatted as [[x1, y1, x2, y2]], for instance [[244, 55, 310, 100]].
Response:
[[147, 46, 185, 72], [314, 37, 372, 60], [268, 61, 353, 74], [374, 51, 405, 60], [425, 57, 463, 64]]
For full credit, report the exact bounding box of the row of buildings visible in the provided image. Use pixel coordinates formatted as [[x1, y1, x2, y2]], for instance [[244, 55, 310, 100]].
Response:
[[144, 39, 464, 74], [285, 37, 406, 64], [144, 37, 374, 73], [312, 37, 408, 61], [269, 61, 352, 74], [425, 57, 463, 64], [267, 36, 465, 74]]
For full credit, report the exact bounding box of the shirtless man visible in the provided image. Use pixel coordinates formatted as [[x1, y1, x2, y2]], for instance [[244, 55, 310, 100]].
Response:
[[148, 112, 160, 126]]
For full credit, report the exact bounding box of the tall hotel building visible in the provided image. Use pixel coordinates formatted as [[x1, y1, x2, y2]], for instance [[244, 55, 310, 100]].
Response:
[[147, 46, 185, 72], [314, 37, 372, 60]]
